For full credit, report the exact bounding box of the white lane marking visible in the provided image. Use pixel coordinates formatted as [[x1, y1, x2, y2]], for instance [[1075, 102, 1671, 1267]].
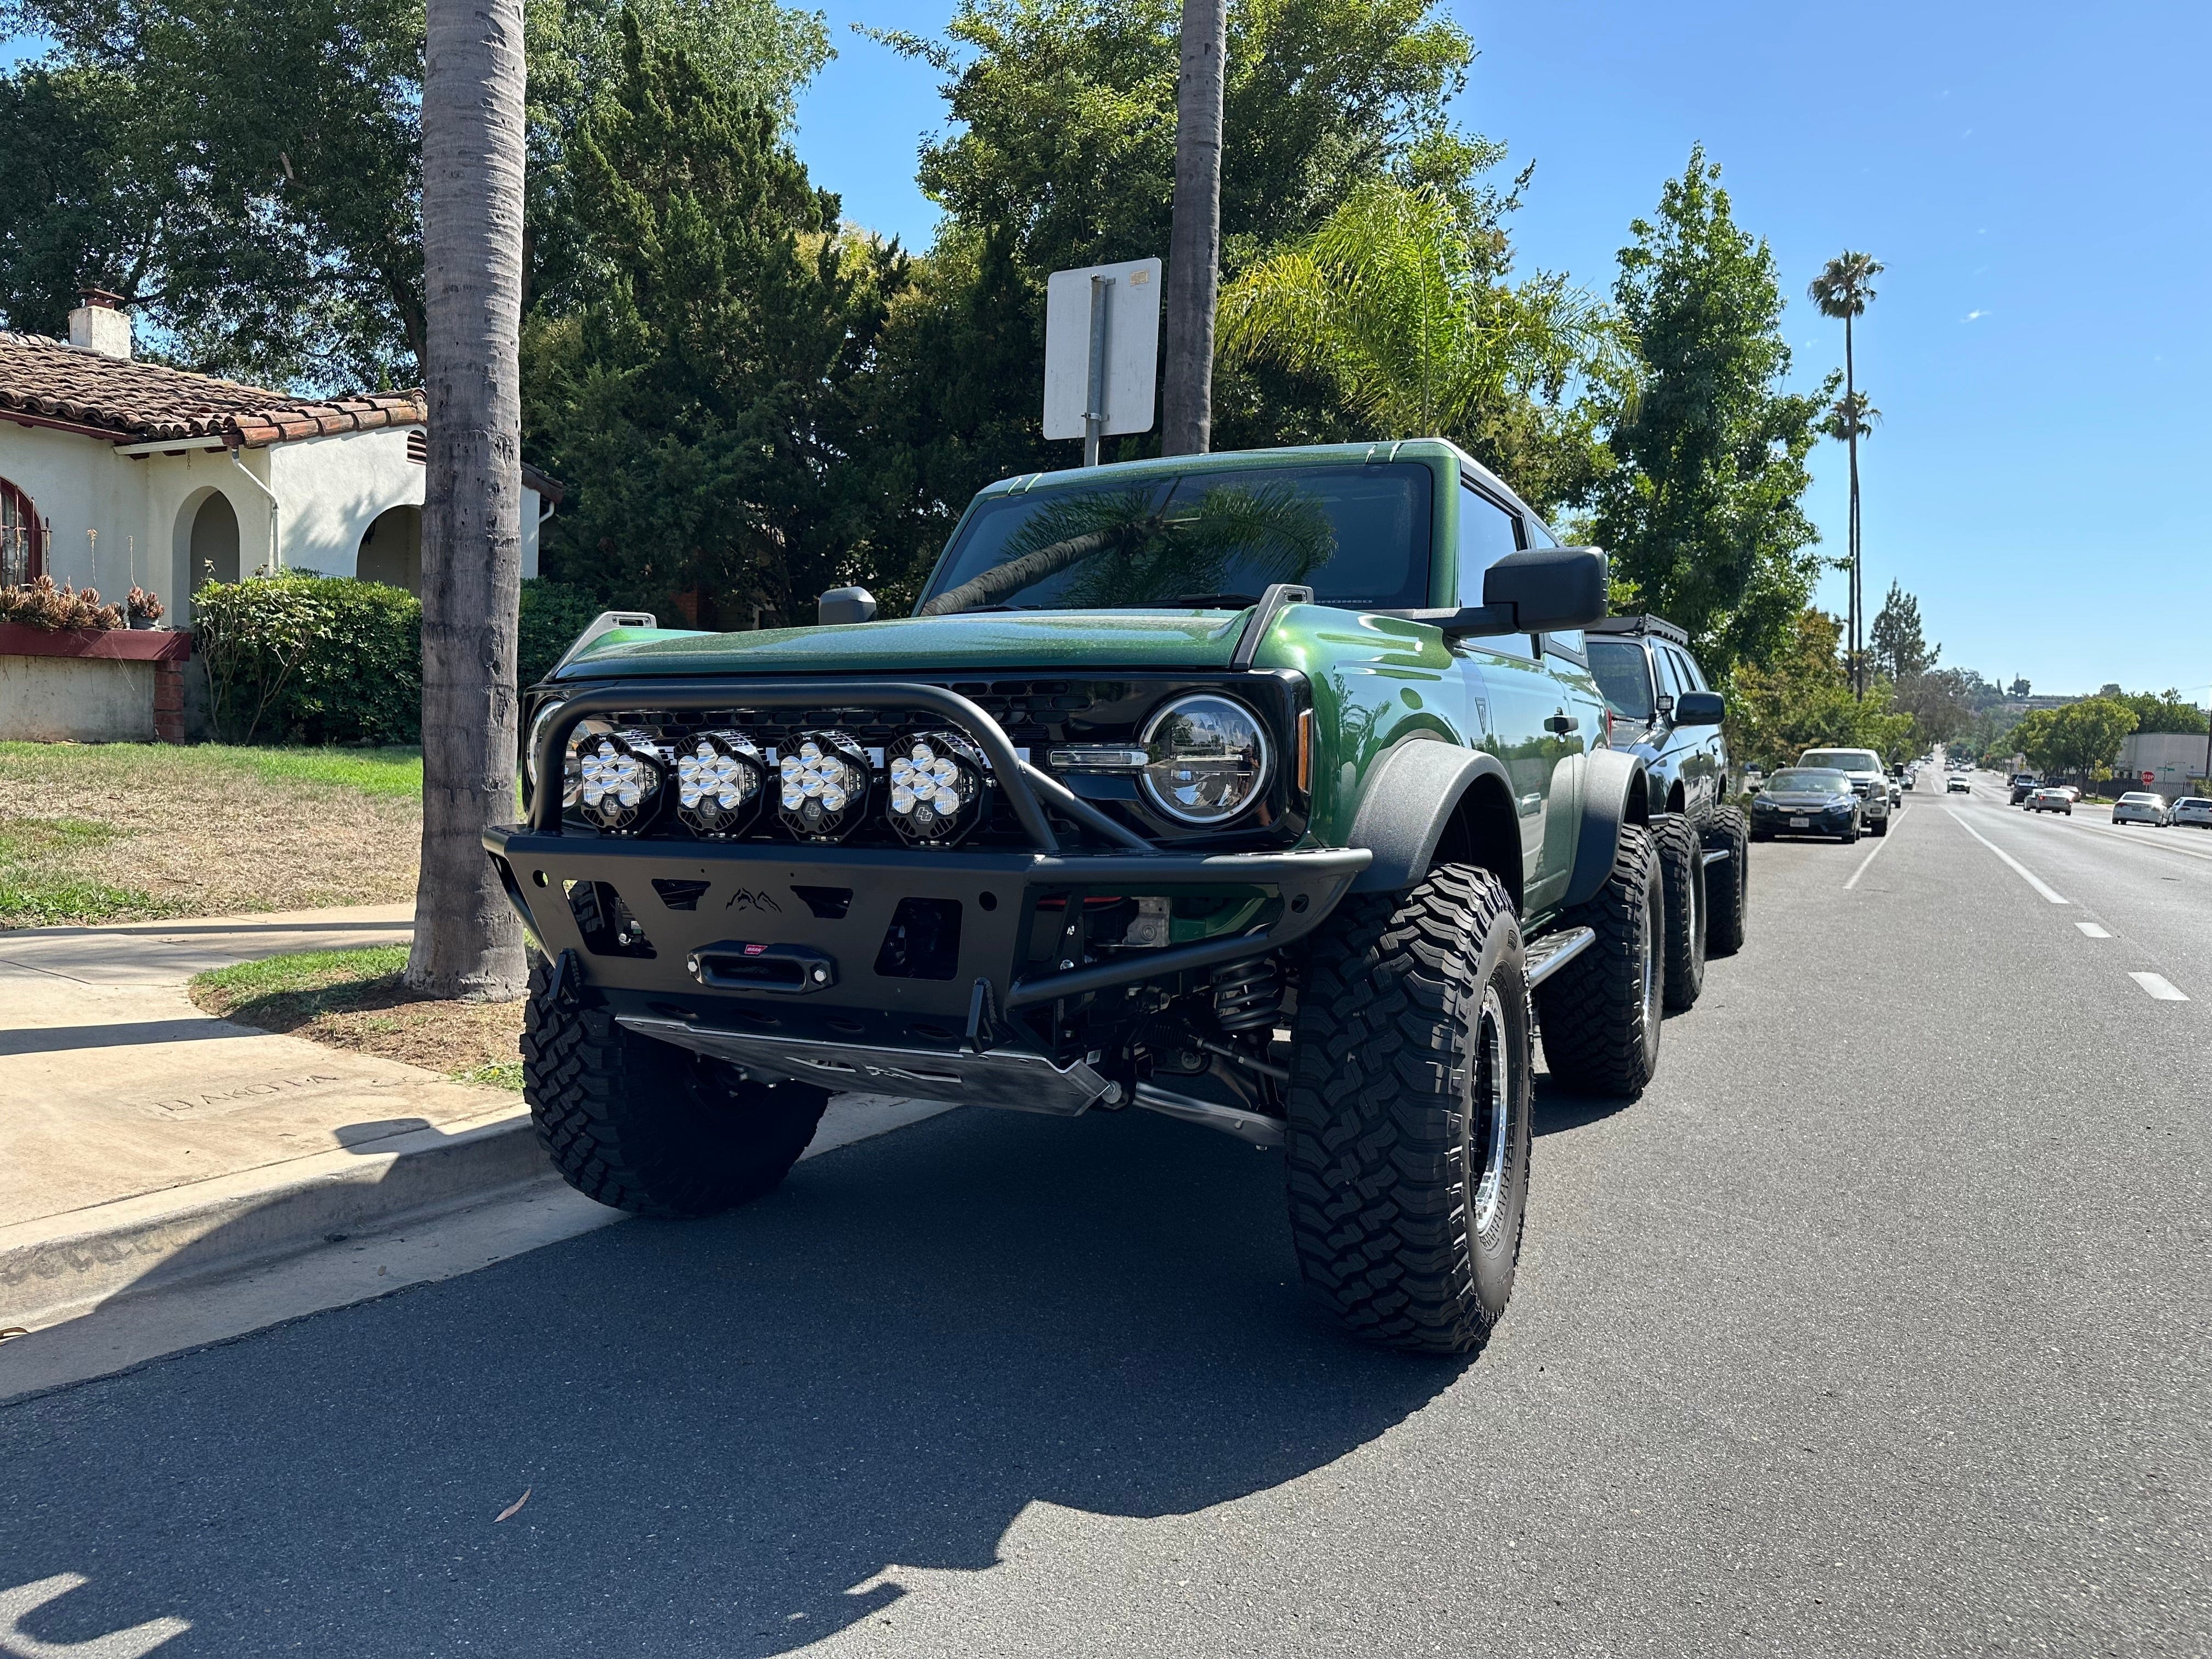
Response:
[[2075, 922, 2112, 938], [1843, 818, 1899, 889], [1948, 809, 2070, 904], [2130, 972, 2190, 1002], [0, 1575, 189, 1658]]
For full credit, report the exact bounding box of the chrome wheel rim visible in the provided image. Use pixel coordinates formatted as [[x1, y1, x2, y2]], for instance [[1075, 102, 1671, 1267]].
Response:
[[1470, 983, 1511, 1235], [1638, 881, 1658, 1031]]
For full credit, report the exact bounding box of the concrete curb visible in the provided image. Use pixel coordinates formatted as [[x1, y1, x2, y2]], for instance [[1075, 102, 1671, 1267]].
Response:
[[0, 1107, 546, 1331]]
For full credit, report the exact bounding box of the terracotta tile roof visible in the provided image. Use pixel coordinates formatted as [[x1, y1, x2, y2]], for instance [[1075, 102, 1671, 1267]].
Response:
[[0, 330, 426, 448]]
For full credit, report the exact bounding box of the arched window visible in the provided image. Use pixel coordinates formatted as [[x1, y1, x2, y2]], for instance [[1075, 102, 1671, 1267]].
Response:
[[1, 478, 41, 588]]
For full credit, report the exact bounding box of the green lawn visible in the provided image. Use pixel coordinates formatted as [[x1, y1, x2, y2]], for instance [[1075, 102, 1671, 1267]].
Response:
[[0, 743, 425, 928]]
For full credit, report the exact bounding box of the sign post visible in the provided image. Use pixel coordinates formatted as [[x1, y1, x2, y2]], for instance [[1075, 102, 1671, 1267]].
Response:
[[1044, 258, 1162, 467]]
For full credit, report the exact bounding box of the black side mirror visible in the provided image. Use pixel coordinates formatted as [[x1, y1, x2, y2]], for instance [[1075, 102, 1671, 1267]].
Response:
[[1673, 690, 1724, 726], [818, 586, 877, 626], [1482, 546, 1609, 633]]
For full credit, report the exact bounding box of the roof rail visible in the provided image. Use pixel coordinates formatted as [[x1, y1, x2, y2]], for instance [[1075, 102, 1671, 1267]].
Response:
[[1584, 613, 1690, 647]]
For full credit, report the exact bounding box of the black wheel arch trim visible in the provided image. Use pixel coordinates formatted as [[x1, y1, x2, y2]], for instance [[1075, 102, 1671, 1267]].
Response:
[[1562, 746, 1654, 908], [1346, 738, 1517, 895]]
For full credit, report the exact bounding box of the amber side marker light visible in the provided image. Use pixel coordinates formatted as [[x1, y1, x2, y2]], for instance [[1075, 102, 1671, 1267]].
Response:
[[1296, 708, 1313, 793]]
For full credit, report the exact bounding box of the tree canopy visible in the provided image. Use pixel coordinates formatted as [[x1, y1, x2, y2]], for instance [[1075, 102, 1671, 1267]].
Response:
[[1587, 149, 1836, 681]]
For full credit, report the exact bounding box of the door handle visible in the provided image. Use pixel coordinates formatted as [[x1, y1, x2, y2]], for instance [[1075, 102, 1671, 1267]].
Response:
[[1544, 713, 1578, 735]]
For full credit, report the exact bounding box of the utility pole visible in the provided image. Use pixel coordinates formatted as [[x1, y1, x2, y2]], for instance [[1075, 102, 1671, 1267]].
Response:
[[1160, 0, 1226, 456]]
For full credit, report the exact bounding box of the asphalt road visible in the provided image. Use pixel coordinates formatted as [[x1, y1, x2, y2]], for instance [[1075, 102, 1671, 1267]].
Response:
[[3, 768, 2207, 1658]]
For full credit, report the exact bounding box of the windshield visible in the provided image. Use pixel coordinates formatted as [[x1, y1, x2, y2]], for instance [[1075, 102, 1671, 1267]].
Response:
[[1767, 770, 1851, 795], [1799, 750, 1880, 773], [1585, 639, 1655, 720], [917, 463, 1432, 614]]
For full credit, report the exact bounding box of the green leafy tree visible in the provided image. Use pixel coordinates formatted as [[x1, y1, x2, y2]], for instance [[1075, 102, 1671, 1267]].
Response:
[[1895, 667, 1975, 749], [2110, 688, 2209, 736], [1870, 580, 1936, 680], [0, 0, 828, 385], [1726, 607, 1913, 770], [1215, 181, 1630, 492], [524, 20, 908, 627], [1589, 148, 1837, 681], [2021, 697, 2137, 785]]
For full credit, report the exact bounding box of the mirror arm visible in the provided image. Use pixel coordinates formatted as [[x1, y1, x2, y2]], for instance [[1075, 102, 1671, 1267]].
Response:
[[1366, 603, 1518, 639]]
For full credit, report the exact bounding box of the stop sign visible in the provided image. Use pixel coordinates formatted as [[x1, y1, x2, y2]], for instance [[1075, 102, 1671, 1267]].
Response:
[[2143, 770, 2157, 785]]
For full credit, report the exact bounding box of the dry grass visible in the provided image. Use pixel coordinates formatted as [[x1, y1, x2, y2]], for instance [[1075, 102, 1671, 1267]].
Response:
[[0, 743, 424, 927], [189, 946, 526, 1090]]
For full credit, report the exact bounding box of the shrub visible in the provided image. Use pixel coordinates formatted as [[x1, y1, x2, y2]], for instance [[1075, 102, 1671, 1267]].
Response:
[[192, 575, 603, 744], [194, 576, 423, 744]]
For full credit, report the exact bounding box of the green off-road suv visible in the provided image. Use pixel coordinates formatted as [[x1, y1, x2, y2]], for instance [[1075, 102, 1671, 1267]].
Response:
[[488, 439, 1681, 1355]]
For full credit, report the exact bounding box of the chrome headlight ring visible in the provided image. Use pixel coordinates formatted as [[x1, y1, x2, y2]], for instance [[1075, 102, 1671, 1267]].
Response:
[[1137, 693, 1273, 827]]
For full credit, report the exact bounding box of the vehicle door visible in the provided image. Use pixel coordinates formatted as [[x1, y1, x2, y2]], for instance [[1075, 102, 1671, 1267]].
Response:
[[1662, 645, 1722, 814], [1453, 482, 1581, 912]]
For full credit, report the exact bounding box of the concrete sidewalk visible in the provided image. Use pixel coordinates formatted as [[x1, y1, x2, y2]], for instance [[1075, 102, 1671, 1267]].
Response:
[[0, 904, 949, 1397]]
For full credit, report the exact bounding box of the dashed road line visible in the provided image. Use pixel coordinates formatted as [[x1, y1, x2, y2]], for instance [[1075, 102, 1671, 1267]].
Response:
[[2075, 922, 2112, 938], [1843, 815, 1901, 890], [1948, 809, 2070, 905], [2130, 972, 2190, 1002]]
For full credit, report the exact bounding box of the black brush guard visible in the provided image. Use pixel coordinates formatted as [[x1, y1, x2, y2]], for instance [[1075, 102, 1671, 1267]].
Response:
[[484, 678, 1369, 1113]]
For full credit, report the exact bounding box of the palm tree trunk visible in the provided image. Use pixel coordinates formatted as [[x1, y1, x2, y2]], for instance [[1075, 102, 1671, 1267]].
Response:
[[1160, 0, 1227, 457], [408, 0, 528, 1000], [1845, 312, 1861, 699]]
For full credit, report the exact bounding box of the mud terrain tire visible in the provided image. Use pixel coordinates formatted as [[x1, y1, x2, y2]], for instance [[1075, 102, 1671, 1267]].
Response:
[[522, 956, 827, 1217], [1284, 863, 1533, 1356], [1702, 805, 1750, 958], [1653, 815, 1706, 1012], [1535, 822, 1663, 1098]]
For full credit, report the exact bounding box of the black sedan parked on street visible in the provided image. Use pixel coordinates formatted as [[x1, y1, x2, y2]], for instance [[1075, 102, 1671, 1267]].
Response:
[[1749, 768, 1864, 843]]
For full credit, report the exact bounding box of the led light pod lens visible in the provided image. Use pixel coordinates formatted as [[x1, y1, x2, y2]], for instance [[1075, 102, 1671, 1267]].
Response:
[[887, 729, 986, 845], [575, 731, 668, 835], [1138, 694, 1272, 827], [777, 730, 871, 842], [674, 730, 766, 838]]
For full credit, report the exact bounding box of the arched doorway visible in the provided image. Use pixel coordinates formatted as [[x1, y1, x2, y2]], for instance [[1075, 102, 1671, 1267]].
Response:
[[190, 493, 240, 591], [1, 477, 42, 587], [355, 504, 422, 592]]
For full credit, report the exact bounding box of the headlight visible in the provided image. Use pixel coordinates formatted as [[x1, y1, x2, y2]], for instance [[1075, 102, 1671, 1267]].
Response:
[[778, 731, 871, 841], [575, 731, 668, 835], [674, 730, 767, 839], [1138, 693, 1271, 827], [887, 730, 986, 845]]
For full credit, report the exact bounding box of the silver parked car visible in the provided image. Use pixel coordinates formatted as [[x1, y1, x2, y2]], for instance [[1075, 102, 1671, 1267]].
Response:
[[2113, 791, 2171, 827], [2025, 787, 2073, 815]]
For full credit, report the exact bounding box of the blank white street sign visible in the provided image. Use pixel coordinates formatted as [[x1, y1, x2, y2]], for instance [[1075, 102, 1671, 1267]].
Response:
[[1043, 257, 1163, 450]]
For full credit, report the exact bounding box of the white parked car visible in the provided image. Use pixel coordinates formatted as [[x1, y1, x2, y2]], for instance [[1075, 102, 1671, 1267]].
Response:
[[2171, 797, 2212, 828], [2113, 791, 2171, 827]]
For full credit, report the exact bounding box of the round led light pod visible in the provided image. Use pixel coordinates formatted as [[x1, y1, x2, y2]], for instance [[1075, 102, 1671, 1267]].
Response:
[[887, 729, 987, 845], [674, 730, 767, 839], [575, 731, 668, 835], [776, 730, 872, 842]]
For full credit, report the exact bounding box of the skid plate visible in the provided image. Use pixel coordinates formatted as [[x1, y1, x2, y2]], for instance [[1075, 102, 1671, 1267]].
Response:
[[617, 1014, 1116, 1115]]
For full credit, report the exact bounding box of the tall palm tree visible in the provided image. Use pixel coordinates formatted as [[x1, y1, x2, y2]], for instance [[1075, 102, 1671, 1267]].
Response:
[[1160, 0, 1227, 456], [1809, 251, 1882, 698], [407, 0, 529, 999], [1217, 181, 1629, 442]]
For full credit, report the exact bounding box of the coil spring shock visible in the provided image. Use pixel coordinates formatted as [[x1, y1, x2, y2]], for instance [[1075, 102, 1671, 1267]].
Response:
[[1210, 957, 1282, 1034]]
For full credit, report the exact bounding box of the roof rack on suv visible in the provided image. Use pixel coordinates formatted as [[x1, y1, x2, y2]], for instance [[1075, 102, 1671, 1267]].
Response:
[[1585, 613, 1691, 648]]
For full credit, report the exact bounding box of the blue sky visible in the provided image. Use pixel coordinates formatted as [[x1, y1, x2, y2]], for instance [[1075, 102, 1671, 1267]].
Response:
[[12, 4, 2207, 698], [792, 0, 2212, 701]]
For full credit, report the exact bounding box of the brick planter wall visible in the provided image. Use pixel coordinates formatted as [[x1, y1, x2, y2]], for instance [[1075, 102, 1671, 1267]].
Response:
[[0, 622, 194, 744]]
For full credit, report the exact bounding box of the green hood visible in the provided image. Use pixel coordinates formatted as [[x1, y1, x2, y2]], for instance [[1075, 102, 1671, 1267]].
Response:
[[555, 610, 1250, 681]]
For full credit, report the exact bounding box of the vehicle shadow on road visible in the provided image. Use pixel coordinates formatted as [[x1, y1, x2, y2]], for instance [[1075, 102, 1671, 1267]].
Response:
[[0, 1107, 1465, 1657], [1530, 1075, 1636, 1138]]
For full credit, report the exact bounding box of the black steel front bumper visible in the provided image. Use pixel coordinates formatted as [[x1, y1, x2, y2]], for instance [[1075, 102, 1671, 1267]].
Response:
[[483, 677, 1369, 1108]]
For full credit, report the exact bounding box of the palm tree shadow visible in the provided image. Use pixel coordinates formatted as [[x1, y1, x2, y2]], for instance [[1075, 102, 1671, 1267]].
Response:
[[0, 1108, 1466, 1657]]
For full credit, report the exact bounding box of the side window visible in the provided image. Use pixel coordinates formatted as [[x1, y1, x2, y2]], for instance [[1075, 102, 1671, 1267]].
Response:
[[1455, 485, 1521, 607], [1655, 648, 1688, 701], [1522, 515, 1559, 549], [1672, 649, 1708, 693]]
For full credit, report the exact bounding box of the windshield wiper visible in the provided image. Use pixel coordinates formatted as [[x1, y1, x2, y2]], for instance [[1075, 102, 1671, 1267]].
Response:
[[1167, 592, 1262, 609]]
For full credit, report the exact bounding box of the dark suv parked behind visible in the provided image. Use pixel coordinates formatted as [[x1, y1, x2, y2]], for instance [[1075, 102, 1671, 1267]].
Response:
[[1583, 615, 1749, 1010]]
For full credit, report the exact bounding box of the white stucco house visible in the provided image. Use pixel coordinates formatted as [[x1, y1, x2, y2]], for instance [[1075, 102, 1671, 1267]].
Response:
[[0, 293, 561, 623]]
